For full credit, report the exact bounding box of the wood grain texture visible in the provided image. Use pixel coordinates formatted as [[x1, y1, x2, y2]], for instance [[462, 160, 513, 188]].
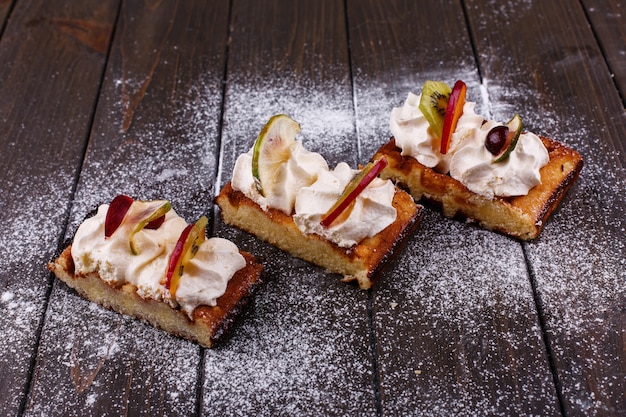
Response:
[[0, 0, 623, 415], [0, 0, 12, 30], [582, 0, 626, 103], [24, 1, 230, 415], [206, 0, 377, 415], [347, 0, 560, 415], [0, 0, 117, 415], [465, 0, 626, 415]]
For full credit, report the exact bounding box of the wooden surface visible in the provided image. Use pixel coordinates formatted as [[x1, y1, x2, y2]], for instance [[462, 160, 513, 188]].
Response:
[[0, 0, 623, 416]]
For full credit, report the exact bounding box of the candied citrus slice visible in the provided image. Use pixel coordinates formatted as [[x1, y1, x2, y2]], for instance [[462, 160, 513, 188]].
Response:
[[165, 216, 208, 298], [252, 114, 301, 196], [320, 157, 389, 228], [419, 80, 451, 139], [440, 80, 467, 154]]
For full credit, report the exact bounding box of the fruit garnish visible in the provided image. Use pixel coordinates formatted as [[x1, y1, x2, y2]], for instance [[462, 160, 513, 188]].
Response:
[[145, 215, 165, 230], [251, 114, 301, 197], [440, 80, 467, 154], [320, 156, 389, 228], [492, 114, 523, 163], [105, 194, 134, 238], [485, 125, 509, 155], [419, 80, 451, 139], [128, 200, 172, 255], [165, 216, 208, 298]]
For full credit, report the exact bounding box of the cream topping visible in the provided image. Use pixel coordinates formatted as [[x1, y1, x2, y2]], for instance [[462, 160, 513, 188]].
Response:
[[293, 162, 397, 248], [231, 141, 328, 214], [174, 238, 246, 315], [71, 201, 245, 318], [231, 134, 397, 247], [449, 120, 549, 198], [390, 92, 483, 173], [390, 92, 549, 198]]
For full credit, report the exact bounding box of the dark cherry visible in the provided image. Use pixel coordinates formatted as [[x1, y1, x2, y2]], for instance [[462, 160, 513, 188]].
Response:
[[485, 125, 509, 155]]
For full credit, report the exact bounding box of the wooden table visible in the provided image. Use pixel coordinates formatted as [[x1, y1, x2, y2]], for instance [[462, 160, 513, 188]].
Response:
[[1, 0, 624, 415]]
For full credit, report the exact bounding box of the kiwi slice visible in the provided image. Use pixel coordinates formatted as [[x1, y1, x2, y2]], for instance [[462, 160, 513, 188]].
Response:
[[419, 80, 451, 138]]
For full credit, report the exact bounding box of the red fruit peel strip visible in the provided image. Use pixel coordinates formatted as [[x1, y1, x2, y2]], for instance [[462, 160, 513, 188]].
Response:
[[440, 80, 467, 154], [104, 194, 133, 238], [320, 157, 388, 228]]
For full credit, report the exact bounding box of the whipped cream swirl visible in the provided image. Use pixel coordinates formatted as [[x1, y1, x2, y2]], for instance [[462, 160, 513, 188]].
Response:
[[293, 163, 397, 248], [449, 120, 549, 198], [232, 141, 328, 214], [71, 201, 245, 318], [390, 92, 549, 198], [231, 137, 397, 247]]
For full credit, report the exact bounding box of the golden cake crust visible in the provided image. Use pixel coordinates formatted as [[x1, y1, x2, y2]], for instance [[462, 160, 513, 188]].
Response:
[[216, 182, 423, 289], [47, 245, 263, 348], [374, 137, 583, 240]]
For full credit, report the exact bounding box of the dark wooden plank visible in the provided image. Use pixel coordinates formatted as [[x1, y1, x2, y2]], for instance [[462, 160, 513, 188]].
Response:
[[0, 0, 118, 415], [24, 1, 230, 415], [347, 0, 560, 415], [205, 0, 378, 414], [582, 0, 626, 103], [0, 0, 12, 29], [465, 0, 626, 415]]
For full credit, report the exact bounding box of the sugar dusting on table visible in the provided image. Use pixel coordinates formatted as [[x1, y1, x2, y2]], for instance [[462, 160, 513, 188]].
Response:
[[24, 290, 200, 415], [353, 74, 625, 414], [487, 76, 626, 413], [67, 77, 224, 237], [0, 169, 77, 413], [374, 213, 560, 415], [3, 65, 623, 415], [201, 257, 377, 415]]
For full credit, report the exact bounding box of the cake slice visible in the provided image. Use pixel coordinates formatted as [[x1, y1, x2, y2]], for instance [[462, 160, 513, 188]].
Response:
[[48, 195, 263, 348], [375, 80, 583, 240], [216, 114, 423, 289], [217, 181, 421, 290]]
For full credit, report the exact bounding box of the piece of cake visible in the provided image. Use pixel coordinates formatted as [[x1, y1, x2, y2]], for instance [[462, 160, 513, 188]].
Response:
[[374, 80, 583, 240], [216, 114, 423, 290], [47, 195, 263, 348]]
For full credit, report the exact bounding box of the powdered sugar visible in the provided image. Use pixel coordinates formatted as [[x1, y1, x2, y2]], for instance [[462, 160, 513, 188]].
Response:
[[219, 77, 357, 179], [201, 256, 377, 416], [372, 212, 560, 415], [24, 286, 200, 416], [67, 78, 223, 238], [0, 168, 78, 413], [3, 37, 623, 417], [354, 72, 625, 414]]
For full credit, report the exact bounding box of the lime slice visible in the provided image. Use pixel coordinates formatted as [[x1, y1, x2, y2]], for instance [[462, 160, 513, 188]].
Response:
[[252, 114, 301, 196], [128, 200, 172, 255]]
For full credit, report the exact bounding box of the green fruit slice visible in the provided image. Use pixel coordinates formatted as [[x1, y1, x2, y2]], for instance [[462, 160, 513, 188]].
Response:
[[165, 216, 208, 298], [419, 80, 451, 139], [128, 200, 172, 255], [320, 157, 389, 228], [252, 114, 301, 196], [493, 114, 523, 163]]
